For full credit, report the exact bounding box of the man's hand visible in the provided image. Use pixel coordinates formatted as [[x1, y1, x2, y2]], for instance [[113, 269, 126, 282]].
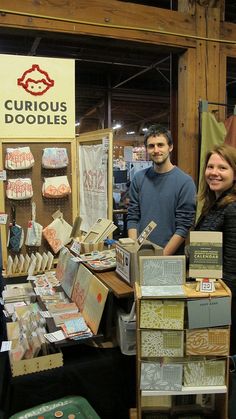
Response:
[[128, 228, 138, 240]]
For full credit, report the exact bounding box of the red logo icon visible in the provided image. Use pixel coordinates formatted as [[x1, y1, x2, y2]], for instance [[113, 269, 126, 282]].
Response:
[[17, 64, 54, 96], [97, 293, 102, 304]]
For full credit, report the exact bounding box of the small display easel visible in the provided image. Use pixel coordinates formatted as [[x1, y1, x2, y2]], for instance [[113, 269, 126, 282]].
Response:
[[196, 278, 216, 293]]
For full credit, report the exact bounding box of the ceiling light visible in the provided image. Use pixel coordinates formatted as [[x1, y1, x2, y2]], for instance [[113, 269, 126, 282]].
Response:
[[126, 131, 135, 135], [75, 121, 80, 126], [112, 123, 122, 130]]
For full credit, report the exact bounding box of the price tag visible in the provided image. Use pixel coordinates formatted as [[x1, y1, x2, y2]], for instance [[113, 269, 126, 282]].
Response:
[[0, 341, 12, 352], [0, 213, 8, 224], [199, 278, 215, 293], [71, 240, 81, 255], [0, 170, 6, 181], [44, 330, 66, 342], [40, 310, 52, 318], [27, 275, 37, 281], [102, 137, 109, 150]]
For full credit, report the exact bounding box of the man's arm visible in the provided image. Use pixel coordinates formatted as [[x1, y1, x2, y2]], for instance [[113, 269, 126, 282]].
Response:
[[164, 177, 195, 255], [163, 234, 185, 256], [127, 175, 141, 235], [175, 178, 196, 242]]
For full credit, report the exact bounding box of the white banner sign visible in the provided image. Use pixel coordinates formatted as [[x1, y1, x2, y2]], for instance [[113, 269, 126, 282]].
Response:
[[0, 54, 75, 138]]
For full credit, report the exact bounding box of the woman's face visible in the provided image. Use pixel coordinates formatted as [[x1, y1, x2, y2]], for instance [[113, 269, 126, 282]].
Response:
[[205, 152, 235, 198]]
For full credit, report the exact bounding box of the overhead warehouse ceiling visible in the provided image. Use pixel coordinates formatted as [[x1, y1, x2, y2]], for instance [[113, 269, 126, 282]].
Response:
[[0, 1, 236, 139]]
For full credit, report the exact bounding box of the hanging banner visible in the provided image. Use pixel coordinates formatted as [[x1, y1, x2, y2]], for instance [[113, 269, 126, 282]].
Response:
[[79, 143, 108, 232], [0, 54, 75, 138]]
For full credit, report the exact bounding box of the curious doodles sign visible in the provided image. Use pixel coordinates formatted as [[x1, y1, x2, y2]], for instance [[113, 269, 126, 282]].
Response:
[[0, 54, 75, 138]]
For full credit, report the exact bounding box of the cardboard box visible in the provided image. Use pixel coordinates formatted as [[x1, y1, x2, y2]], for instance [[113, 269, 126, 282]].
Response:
[[80, 241, 104, 254], [115, 240, 163, 285], [70, 239, 104, 254]]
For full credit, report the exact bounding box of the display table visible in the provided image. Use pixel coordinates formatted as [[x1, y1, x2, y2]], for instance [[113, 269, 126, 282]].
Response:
[[3, 344, 136, 419], [95, 270, 133, 299], [0, 271, 136, 419]]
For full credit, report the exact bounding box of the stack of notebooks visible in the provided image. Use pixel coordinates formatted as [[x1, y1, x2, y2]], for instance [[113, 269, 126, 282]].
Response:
[[2, 282, 35, 303], [80, 248, 116, 271], [53, 311, 83, 327], [34, 272, 60, 288], [61, 317, 93, 340], [46, 302, 79, 317], [35, 287, 68, 305], [46, 301, 93, 340], [4, 301, 40, 319]]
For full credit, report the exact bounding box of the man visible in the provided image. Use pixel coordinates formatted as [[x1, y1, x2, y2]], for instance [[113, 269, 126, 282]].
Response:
[[127, 124, 196, 255]]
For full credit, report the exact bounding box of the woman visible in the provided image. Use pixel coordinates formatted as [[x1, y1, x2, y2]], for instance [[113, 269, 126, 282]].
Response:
[[195, 144, 236, 354]]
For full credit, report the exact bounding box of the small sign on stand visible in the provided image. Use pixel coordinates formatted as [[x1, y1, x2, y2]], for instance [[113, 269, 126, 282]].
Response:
[[196, 278, 216, 293]]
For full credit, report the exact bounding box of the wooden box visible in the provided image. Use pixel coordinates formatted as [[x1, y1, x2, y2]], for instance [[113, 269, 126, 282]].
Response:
[[10, 352, 63, 377]]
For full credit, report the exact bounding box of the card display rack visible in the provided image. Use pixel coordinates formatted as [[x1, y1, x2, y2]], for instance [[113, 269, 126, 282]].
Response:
[[135, 280, 232, 419], [0, 128, 113, 273], [0, 138, 77, 269]]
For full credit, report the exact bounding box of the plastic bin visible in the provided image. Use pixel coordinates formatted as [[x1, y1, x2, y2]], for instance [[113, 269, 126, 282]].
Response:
[[117, 309, 136, 356], [9, 396, 101, 419]]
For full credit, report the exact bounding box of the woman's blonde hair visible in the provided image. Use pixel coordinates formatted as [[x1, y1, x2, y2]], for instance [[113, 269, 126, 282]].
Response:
[[199, 144, 236, 214]]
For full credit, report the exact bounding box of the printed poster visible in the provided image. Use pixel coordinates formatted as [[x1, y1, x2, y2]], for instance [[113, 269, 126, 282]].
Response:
[[79, 142, 108, 232]]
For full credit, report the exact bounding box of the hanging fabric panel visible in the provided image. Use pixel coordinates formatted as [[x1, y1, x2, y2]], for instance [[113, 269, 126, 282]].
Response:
[[79, 143, 108, 232], [224, 115, 236, 147]]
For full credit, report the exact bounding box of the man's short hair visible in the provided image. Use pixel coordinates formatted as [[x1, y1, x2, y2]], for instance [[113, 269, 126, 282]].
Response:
[[144, 124, 173, 147]]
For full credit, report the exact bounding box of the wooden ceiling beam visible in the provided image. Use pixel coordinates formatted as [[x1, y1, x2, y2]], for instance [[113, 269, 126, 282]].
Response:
[[0, 0, 196, 48]]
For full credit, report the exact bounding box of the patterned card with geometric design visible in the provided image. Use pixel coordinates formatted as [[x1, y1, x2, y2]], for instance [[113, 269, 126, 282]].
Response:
[[140, 300, 184, 329], [184, 360, 226, 387], [140, 361, 183, 391], [141, 330, 184, 357], [139, 255, 186, 286], [186, 328, 230, 356]]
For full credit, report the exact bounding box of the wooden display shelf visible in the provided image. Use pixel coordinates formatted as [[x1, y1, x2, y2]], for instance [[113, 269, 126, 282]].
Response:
[[141, 385, 227, 396], [129, 408, 137, 419], [135, 278, 231, 300], [135, 279, 231, 419]]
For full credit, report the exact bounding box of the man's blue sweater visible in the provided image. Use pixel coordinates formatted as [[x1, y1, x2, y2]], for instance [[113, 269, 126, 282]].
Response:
[[127, 166, 196, 252]]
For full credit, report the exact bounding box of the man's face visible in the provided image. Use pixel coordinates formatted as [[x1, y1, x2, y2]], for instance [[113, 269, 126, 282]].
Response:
[[146, 134, 173, 166]]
